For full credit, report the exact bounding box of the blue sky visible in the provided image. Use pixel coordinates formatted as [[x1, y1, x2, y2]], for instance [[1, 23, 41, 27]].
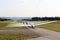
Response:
[[0, 0, 41, 9], [0, 0, 60, 17], [0, 0, 17, 8]]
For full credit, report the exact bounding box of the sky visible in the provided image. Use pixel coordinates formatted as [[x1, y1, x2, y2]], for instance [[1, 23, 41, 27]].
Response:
[[0, 0, 60, 17]]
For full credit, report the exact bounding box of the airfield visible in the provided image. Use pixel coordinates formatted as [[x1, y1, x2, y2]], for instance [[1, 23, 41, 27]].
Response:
[[7, 21, 56, 27], [0, 21, 60, 40]]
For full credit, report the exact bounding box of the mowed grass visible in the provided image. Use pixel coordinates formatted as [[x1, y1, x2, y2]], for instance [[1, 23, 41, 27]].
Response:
[[38, 21, 60, 32], [0, 21, 9, 27], [0, 34, 38, 40], [0, 21, 27, 30], [0, 27, 27, 30]]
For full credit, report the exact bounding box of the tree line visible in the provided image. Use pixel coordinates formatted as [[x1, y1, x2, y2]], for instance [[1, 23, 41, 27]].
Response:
[[31, 17, 60, 21], [22, 17, 60, 21], [0, 18, 11, 21]]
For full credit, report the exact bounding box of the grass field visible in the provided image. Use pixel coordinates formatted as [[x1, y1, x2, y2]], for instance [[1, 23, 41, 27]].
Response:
[[0, 34, 38, 40], [0, 27, 27, 30], [0, 22, 9, 27], [38, 21, 60, 32], [0, 21, 39, 40], [0, 21, 27, 30]]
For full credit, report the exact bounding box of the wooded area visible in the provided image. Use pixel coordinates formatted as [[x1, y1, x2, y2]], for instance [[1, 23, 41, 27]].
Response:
[[22, 17, 60, 21]]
